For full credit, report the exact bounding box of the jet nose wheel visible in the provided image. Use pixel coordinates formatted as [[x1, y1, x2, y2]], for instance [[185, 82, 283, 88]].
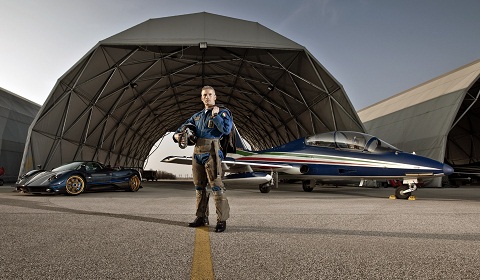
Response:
[[395, 185, 412, 199]]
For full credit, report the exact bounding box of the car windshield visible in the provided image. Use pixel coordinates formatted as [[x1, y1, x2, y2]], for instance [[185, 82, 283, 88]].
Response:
[[51, 162, 84, 172], [306, 131, 400, 154]]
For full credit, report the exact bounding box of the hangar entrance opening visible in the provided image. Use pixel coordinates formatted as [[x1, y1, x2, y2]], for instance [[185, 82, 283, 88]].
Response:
[[446, 77, 480, 169]]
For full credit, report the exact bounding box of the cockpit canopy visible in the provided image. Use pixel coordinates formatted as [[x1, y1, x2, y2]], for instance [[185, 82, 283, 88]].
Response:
[[305, 131, 400, 154]]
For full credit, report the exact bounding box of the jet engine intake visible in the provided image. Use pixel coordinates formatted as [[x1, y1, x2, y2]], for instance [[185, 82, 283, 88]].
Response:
[[281, 164, 310, 175], [300, 165, 309, 174]]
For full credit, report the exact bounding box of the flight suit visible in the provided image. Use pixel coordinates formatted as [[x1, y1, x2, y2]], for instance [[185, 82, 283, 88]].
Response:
[[176, 107, 233, 223]]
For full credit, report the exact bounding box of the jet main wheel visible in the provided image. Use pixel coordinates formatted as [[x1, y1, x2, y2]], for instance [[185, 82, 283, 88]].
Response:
[[127, 175, 141, 192], [259, 183, 271, 193], [395, 185, 411, 199], [65, 175, 85, 195], [302, 180, 314, 192]]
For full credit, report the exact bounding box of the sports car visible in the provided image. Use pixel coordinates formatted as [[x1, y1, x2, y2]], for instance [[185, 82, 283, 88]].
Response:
[[14, 161, 142, 195]]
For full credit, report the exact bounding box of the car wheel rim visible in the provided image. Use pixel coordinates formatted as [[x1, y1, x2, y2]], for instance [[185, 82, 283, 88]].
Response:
[[66, 175, 84, 195], [129, 175, 140, 191]]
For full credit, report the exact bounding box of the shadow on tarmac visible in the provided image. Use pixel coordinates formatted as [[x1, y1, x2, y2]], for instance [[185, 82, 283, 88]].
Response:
[[3, 195, 477, 242], [0, 196, 186, 227]]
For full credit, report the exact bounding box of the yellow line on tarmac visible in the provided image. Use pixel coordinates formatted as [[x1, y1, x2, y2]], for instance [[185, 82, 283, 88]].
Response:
[[191, 226, 214, 280]]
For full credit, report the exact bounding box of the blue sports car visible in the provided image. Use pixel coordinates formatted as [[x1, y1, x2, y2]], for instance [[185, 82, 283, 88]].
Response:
[[14, 161, 142, 195]]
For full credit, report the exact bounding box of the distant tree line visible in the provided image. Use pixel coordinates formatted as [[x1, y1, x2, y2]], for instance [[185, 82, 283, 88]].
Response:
[[157, 170, 176, 179], [142, 170, 177, 181]]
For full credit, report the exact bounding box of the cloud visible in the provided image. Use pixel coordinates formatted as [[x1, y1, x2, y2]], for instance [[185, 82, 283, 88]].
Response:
[[278, 0, 339, 30]]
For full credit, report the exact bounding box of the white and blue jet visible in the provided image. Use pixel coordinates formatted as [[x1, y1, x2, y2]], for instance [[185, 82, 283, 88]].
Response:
[[163, 131, 454, 199]]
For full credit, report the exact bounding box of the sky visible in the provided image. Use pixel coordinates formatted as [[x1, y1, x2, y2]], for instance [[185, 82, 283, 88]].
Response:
[[1, 0, 479, 175]]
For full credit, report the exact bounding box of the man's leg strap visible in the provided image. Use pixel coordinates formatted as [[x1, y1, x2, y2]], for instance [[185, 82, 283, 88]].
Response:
[[212, 186, 230, 221], [195, 187, 210, 217]]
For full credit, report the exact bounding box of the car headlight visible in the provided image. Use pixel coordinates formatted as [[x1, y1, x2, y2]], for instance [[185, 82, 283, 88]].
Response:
[[48, 175, 58, 181]]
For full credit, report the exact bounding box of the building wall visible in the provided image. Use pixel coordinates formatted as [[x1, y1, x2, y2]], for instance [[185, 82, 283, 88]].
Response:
[[0, 88, 40, 183]]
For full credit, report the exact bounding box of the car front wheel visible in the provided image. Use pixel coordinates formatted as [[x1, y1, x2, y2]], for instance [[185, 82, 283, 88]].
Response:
[[65, 175, 85, 195]]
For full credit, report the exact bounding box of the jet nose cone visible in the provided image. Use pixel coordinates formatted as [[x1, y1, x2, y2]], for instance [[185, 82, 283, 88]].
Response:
[[443, 163, 454, 175]]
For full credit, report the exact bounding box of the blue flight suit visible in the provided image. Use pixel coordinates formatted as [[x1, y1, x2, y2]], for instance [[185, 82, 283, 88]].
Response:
[[176, 107, 233, 222]]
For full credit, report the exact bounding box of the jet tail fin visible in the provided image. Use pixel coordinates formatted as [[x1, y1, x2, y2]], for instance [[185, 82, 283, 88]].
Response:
[[233, 125, 252, 151], [221, 122, 250, 154]]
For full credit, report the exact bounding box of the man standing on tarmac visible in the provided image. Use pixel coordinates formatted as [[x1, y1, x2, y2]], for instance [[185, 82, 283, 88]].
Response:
[[174, 86, 232, 232]]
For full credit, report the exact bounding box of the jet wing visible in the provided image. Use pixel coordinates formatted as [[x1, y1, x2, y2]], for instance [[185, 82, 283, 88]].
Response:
[[222, 158, 294, 172], [161, 156, 192, 165], [161, 156, 299, 174], [160, 156, 273, 188]]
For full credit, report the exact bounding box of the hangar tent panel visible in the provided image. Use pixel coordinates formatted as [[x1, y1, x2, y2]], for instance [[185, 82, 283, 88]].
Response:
[[0, 87, 40, 182]]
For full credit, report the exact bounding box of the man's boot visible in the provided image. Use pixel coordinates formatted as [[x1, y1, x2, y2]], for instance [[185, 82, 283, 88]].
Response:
[[189, 216, 209, 227], [212, 186, 229, 233], [214, 221, 226, 232], [189, 189, 209, 227]]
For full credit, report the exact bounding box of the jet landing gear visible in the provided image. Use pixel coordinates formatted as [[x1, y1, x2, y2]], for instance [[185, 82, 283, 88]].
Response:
[[395, 179, 418, 199], [302, 180, 315, 192], [259, 172, 278, 193], [259, 182, 272, 193], [259, 178, 276, 193]]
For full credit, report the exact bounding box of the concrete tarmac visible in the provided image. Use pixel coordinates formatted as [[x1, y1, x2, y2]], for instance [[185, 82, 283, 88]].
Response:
[[1, 181, 479, 280]]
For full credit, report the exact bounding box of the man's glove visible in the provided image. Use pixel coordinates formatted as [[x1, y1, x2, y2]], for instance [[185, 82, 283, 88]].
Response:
[[177, 124, 197, 149]]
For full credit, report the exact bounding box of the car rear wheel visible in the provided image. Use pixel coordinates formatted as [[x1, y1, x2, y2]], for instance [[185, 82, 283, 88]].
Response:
[[65, 175, 85, 195], [127, 175, 141, 192]]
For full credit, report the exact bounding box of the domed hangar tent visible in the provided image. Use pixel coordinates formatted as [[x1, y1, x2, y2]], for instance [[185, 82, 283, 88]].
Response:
[[358, 59, 480, 186], [20, 12, 363, 175]]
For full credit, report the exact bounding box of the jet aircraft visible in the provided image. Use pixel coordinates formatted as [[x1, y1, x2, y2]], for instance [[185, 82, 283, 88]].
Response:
[[162, 131, 454, 199]]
